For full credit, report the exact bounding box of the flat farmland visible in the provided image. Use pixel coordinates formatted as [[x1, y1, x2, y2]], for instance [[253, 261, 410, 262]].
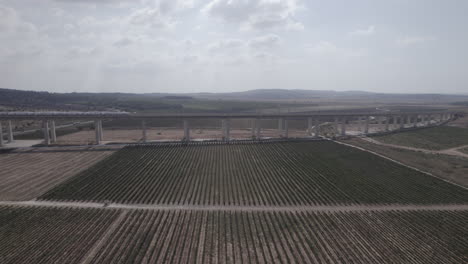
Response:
[[0, 206, 119, 264], [40, 141, 468, 205], [0, 151, 114, 201], [88, 209, 468, 264], [372, 126, 468, 150], [56, 128, 308, 144]]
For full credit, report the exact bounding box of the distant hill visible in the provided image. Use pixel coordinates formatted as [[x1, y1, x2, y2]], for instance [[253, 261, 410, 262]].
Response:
[[188, 89, 468, 102], [1, 88, 467, 113]]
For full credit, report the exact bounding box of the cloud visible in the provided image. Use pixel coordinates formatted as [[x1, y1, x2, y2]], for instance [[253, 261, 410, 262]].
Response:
[[114, 37, 133, 47], [306, 41, 339, 54], [202, 0, 304, 31], [249, 34, 280, 49], [349, 25, 375, 36], [306, 41, 366, 58], [208, 38, 245, 53], [0, 6, 37, 34], [396, 36, 436, 46], [128, 7, 176, 29]]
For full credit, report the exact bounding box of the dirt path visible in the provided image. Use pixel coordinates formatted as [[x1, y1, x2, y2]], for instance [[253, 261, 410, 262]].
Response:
[[361, 137, 468, 159], [80, 210, 129, 264], [0, 200, 466, 212]]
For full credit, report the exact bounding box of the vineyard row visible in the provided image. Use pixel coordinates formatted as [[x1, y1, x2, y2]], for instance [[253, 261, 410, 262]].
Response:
[[40, 141, 468, 205], [2, 206, 465, 264]]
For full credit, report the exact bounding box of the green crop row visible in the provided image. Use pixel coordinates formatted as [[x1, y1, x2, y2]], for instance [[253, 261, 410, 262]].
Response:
[[40, 141, 468, 205]]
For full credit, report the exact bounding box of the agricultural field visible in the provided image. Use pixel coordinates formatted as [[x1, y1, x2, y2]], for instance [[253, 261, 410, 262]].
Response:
[[0, 150, 114, 201], [55, 128, 308, 144], [40, 141, 468, 205], [0, 206, 119, 264], [372, 126, 468, 150], [344, 138, 468, 187], [86, 209, 468, 263]]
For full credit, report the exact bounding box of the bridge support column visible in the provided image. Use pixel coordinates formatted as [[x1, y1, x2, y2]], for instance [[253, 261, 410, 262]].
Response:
[[315, 119, 320, 137], [7, 120, 13, 143], [284, 119, 289, 138], [400, 116, 405, 129], [43, 120, 50, 146], [334, 117, 339, 134], [251, 119, 256, 138], [94, 120, 101, 145], [364, 116, 370, 135], [50, 120, 57, 143], [222, 119, 230, 141], [98, 120, 104, 141], [255, 119, 261, 140], [307, 117, 313, 136], [385, 116, 390, 132], [142, 120, 147, 143], [183, 120, 190, 142], [0, 122, 4, 147], [341, 117, 346, 136], [278, 118, 283, 133], [359, 116, 365, 132]]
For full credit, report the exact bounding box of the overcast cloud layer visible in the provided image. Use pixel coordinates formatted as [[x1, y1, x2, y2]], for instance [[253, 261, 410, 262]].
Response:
[[0, 0, 467, 94]]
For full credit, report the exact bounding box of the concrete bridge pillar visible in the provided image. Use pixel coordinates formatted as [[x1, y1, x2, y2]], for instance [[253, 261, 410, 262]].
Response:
[[278, 118, 284, 132], [255, 119, 261, 139], [98, 120, 103, 141], [50, 120, 57, 143], [251, 119, 256, 138], [314, 118, 320, 137], [0, 122, 4, 147], [183, 120, 190, 142], [222, 119, 230, 141], [7, 120, 13, 143], [399, 116, 405, 129], [385, 116, 390, 131], [359, 116, 365, 132], [413, 115, 417, 128], [364, 116, 370, 134], [341, 117, 346, 136], [43, 120, 50, 146], [142, 120, 147, 143], [284, 119, 289, 138], [307, 117, 313, 136], [334, 117, 339, 133], [94, 120, 101, 145]]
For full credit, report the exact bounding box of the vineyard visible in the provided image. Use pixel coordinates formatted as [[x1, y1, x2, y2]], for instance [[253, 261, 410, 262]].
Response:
[[89, 209, 468, 263], [0, 206, 119, 264], [40, 141, 468, 205], [0, 151, 114, 201], [372, 126, 468, 150], [0, 206, 466, 264]]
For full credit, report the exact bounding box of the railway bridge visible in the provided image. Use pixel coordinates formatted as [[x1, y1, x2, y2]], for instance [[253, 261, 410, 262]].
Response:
[[0, 111, 459, 146]]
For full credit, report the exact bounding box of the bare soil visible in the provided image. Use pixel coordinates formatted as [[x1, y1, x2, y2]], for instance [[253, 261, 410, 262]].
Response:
[[56, 128, 311, 144], [0, 150, 114, 201]]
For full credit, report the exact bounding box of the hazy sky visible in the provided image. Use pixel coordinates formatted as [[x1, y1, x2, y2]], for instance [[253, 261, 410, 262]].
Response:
[[0, 0, 467, 94]]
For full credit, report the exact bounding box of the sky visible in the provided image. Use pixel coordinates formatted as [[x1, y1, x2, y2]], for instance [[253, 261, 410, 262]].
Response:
[[0, 0, 467, 94]]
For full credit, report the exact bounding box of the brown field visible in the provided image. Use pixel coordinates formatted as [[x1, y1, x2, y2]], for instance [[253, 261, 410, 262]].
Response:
[[56, 128, 310, 144], [0, 150, 114, 201], [447, 114, 468, 128]]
